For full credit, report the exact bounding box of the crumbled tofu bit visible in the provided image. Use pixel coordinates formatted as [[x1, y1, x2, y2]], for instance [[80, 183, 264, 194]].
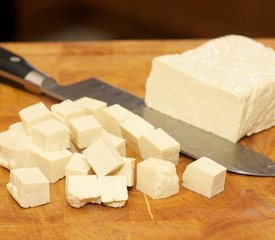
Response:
[[103, 131, 126, 156], [51, 100, 85, 125], [98, 176, 128, 208], [102, 104, 134, 137], [66, 175, 101, 208], [69, 115, 103, 149], [7, 167, 50, 208], [137, 157, 179, 199], [31, 146, 72, 183], [30, 119, 70, 151], [182, 157, 227, 198], [83, 137, 123, 176], [112, 157, 135, 187], [140, 128, 180, 165], [120, 114, 155, 155], [65, 153, 92, 176], [19, 102, 52, 134]]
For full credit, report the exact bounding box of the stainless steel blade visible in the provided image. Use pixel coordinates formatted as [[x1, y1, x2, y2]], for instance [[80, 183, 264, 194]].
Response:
[[42, 77, 275, 176]]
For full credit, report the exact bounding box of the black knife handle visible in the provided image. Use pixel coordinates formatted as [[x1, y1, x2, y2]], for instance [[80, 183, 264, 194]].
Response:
[[0, 47, 49, 93]]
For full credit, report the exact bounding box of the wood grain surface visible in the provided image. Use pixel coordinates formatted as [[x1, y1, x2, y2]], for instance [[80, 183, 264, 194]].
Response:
[[0, 39, 274, 240]]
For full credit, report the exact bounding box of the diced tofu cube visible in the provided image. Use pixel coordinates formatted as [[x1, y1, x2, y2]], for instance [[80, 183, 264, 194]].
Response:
[[98, 176, 128, 208], [0, 130, 32, 170], [30, 119, 70, 151], [74, 97, 107, 124], [182, 157, 227, 198], [51, 100, 85, 125], [137, 157, 179, 199], [120, 114, 155, 155], [31, 146, 72, 183], [83, 138, 123, 176], [102, 104, 134, 137], [19, 102, 52, 134], [112, 157, 135, 187], [66, 175, 101, 208], [9, 122, 30, 139], [65, 153, 92, 176], [69, 115, 103, 149], [103, 131, 126, 156], [7, 167, 50, 208], [140, 128, 180, 165]]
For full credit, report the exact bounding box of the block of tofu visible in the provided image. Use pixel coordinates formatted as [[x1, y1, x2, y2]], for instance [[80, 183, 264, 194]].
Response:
[[30, 119, 70, 151], [120, 114, 155, 155], [112, 157, 135, 187], [136, 157, 179, 199], [0, 130, 33, 170], [98, 176, 128, 208], [66, 175, 101, 208], [102, 104, 134, 137], [69, 115, 103, 149], [51, 100, 85, 125], [32, 146, 72, 183], [7, 167, 50, 208], [83, 138, 123, 176], [74, 97, 107, 124], [182, 157, 227, 198], [140, 128, 180, 165], [145, 35, 275, 142], [65, 153, 92, 176], [9, 122, 30, 139], [19, 102, 52, 134], [103, 131, 126, 156]]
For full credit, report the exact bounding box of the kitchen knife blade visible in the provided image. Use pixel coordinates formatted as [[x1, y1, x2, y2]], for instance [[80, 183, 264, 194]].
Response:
[[0, 47, 274, 176]]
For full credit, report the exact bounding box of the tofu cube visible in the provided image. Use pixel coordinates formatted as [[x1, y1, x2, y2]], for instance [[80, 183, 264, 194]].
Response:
[[30, 119, 70, 151], [66, 175, 101, 208], [140, 128, 180, 165], [74, 97, 107, 124], [0, 130, 32, 170], [112, 157, 135, 187], [7, 167, 50, 208], [182, 157, 227, 198], [103, 131, 126, 156], [83, 138, 123, 176], [65, 153, 92, 176], [98, 176, 128, 208], [31, 146, 72, 183], [19, 102, 52, 134], [9, 122, 30, 139], [120, 114, 155, 155], [51, 100, 85, 125], [102, 104, 134, 137], [137, 157, 179, 199], [69, 115, 103, 149]]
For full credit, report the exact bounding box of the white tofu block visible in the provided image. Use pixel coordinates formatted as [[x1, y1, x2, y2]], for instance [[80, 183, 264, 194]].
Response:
[[83, 138, 124, 176], [98, 176, 128, 208], [0, 130, 33, 170], [136, 157, 179, 199], [19, 102, 52, 134], [7, 167, 50, 208], [66, 175, 101, 208], [120, 114, 155, 155], [182, 157, 227, 198], [9, 122, 30, 139], [140, 128, 180, 165], [145, 35, 275, 142], [102, 104, 134, 137], [65, 153, 92, 176], [51, 100, 85, 125], [112, 157, 135, 187], [74, 97, 107, 124], [32, 146, 72, 183], [69, 115, 103, 149], [30, 119, 70, 151], [103, 131, 126, 156]]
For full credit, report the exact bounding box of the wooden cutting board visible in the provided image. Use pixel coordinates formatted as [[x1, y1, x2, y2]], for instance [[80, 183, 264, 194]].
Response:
[[0, 39, 274, 240]]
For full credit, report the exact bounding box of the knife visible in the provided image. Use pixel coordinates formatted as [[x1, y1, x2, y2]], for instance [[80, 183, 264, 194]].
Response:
[[0, 47, 274, 176]]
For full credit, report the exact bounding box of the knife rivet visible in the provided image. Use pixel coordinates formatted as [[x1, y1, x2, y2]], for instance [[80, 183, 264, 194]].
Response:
[[9, 56, 21, 62]]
